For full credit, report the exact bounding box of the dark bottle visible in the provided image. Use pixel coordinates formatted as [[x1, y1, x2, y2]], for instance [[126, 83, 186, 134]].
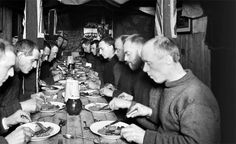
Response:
[[68, 63, 75, 71], [66, 97, 82, 115]]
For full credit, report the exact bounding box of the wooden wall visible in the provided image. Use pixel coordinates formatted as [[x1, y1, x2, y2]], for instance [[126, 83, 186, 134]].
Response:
[[113, 12, 154, 40], [0, 7, 12, 41], [175, 32, 211, 87]]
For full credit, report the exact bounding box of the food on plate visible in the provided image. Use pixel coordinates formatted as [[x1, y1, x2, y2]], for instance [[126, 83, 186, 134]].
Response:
[[34, 122, 53, 137], [98, 125, 124, 135], [47, 86, 59, 90], [80, 84, 88, 91], [80, 90, 99, 96], [41, 102, 60, 111], [88, 104, 110, 111]]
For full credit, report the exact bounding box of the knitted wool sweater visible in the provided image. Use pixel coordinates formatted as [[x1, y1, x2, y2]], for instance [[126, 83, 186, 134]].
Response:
[[143, 70, 220, 144]]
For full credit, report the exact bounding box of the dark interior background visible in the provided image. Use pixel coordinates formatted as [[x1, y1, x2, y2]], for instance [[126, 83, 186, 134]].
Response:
[[1, 0, 236, 143]]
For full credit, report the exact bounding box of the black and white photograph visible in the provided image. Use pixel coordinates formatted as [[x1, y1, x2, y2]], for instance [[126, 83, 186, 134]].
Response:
[[0, 0, 235, 144]]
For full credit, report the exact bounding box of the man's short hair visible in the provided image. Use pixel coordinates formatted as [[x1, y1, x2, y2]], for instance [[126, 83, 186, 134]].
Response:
[[124, 34, 145, 49], [57, 35, 67, 41], [47, 40, 57, 48], [153, 36, 180, 62], [81, 38, 90, 45], [120, 35, 129, 43], [115, 35, 129, 45], [44, 40, 51, 50], [90, 40, 99, 54], [91, 40, 99, 46], [15, 39, 38, 56], [101, 36, 115, 50]]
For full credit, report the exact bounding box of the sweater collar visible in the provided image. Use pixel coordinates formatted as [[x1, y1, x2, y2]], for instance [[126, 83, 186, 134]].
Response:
[[165, 69, 194, 88]]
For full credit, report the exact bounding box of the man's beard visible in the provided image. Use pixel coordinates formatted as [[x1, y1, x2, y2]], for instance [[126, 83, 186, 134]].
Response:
[[129, 55, 142, 71]]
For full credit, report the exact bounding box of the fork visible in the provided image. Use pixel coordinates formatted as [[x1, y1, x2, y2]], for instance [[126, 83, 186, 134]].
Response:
[[104, 120, 120, 128]]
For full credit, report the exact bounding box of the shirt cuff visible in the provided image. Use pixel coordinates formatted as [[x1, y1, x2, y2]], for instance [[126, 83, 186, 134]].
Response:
[[2, 118, 9, 130]]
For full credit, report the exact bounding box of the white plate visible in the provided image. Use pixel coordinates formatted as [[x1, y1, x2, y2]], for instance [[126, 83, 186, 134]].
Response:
[[81, 89, 101, 98], [85, 94, 101, 99], [40, 102, 65, 113], [90, 120, 128, 139], [75, 71, 85, 74], [51, 85, 64, 90], [58, 80, 66, 84], [41, 87, 59, 91], [21, 122, 60, 141], [85, 103, 111, 113], [80, 89, 97, 93]]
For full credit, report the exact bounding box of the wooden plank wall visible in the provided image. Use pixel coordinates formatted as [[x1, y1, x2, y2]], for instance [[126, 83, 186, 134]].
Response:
[[175, 32, 211, 87], [0, 7, 12, 41]]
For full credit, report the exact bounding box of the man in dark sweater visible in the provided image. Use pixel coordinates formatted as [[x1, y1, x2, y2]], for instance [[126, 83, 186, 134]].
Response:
[[100, 35, 131, 97], [56, 35, 67, 60], [0, 39, 34, 144], [116, 36, 221, 144], [0, 39, 43, 117], [82, 38, 95, 64], [109, 34, 163, 129], [98, 36, 118, 86], [90, 40, 101, 71], [40, 41, 62, 85]]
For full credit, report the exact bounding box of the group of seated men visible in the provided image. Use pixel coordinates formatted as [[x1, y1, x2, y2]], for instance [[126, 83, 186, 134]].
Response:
[[0, 38, 42, 144], [80, 34, 221, 144], [0, 34, 67, 144], [0, 33, 221, 144]]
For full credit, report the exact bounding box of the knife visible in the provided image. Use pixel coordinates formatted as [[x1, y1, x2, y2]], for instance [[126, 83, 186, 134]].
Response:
[[126, 109, 138, 118], [104, 120, 119, 128], [98, 104, 109, 111]]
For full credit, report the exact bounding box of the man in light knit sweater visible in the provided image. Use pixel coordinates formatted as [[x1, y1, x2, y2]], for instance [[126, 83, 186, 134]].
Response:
[[110, 36, 220, 144]]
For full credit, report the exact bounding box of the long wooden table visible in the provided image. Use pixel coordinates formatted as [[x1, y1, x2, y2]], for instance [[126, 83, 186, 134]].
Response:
[[29, 90, 127, 144]]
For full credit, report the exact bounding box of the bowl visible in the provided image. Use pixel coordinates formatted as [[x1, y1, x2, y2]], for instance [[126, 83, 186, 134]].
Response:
[[42, 86, 60, 95]]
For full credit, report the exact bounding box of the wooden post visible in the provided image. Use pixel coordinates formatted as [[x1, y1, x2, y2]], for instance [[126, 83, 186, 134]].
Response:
[[24, 0, 44, 94]]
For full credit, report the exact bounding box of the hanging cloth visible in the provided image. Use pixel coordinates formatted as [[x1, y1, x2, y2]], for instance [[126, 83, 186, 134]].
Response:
[[155, 0, 177, 38]]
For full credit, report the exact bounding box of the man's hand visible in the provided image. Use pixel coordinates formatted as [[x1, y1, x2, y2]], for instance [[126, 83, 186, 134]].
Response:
[[87, 81, 100, 89], [126, 103, 152, 118], [20, 98, 43, 113], [5, 126, 34, 144], [53, 74, 64, 82], [51, 70, 62, 75], [31, 92, 44, 101], [118, 92, 133, 101], [100, 87, 114, 97], [104, 83, 116, 91], [109, 97, 132, 110], [5, 110, 31, 126], [121, 124, 145, 144], [39, 80, 46, 86]]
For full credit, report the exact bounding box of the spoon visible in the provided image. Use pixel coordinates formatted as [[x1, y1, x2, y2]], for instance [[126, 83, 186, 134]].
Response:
[[83, 121, 89, 130]]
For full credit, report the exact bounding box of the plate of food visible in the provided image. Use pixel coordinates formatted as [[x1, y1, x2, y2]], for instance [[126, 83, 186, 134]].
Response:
[[41, 102, 65, 113], [21, 122, 60, 141], [41, 86, 60, 95], [90, 120, 128, 139], [51, 85, 64, 90], [58, 80, 66, 85], [80, 89, 101, 98], [85, 103, 111, 113]]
